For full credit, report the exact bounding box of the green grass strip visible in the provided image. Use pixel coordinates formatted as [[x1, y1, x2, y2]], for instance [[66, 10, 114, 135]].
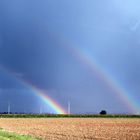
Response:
[[0, 129, 41, 140]]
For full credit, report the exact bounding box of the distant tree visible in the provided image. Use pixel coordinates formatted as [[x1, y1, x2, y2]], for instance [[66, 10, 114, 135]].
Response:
[[100, 110, 107, 115]]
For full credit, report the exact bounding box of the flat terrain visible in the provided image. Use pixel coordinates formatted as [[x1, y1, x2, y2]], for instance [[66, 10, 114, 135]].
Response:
[[0, 118, 140, 140], [0, 129, 40, 140]]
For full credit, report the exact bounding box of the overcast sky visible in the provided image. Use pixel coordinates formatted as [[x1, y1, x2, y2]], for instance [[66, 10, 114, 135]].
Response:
[[0, 0, 140, 114]]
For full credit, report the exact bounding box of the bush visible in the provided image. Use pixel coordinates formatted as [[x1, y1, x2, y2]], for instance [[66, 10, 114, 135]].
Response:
[[100, 110, 107, 115]]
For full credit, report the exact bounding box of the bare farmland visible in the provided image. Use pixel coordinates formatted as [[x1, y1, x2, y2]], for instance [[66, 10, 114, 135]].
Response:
[[0, 118, 140, 140]]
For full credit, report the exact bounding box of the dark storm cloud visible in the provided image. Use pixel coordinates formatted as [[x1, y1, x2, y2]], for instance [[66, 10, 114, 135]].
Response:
[[0, 0, 140, 113]]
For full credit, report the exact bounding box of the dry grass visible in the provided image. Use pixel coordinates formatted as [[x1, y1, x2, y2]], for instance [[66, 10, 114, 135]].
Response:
[[0, 118, 140, 140]]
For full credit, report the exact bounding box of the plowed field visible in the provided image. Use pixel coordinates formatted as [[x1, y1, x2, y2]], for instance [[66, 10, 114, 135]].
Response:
[[0, 118, 140, 140]]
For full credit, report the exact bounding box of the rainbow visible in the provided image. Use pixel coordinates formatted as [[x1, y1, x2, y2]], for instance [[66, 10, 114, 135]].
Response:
[[61, 39, 139, 113], [0, 65, 67, 114], [26, 84, 66, 114], [0, 38, 140, 114], [49, 30, 140, 113]]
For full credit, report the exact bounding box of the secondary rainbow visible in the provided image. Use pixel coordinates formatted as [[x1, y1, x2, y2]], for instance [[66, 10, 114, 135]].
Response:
[[0, 65, 67, 114], [61, 38, 139, 113]]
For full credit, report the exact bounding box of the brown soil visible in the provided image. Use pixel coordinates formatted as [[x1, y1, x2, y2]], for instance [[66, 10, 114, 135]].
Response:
[[0, 118, 140, 140]]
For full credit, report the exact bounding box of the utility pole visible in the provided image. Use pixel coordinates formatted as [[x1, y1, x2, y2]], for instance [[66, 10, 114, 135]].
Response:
[[39, 105, 42, 114], [8, 102, 10, 114], [68, 101, 71, 114]]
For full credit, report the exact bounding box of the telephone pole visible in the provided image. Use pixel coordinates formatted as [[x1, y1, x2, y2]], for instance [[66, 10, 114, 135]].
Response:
[[39, 105, 42, 114], [8, 102, 10, 114], [68, 101, 71, 114]]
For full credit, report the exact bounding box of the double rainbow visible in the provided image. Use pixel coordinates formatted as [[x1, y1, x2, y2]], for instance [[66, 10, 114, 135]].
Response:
[[0, 35, 139, 114]]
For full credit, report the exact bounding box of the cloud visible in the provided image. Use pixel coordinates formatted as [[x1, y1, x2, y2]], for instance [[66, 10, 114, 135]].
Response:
[[130, 19, 140, 31], [0, 36, 3, 48], [0, 88, 2, 93], [14, 73, 24, 78], [0, 88, 27, 93]]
